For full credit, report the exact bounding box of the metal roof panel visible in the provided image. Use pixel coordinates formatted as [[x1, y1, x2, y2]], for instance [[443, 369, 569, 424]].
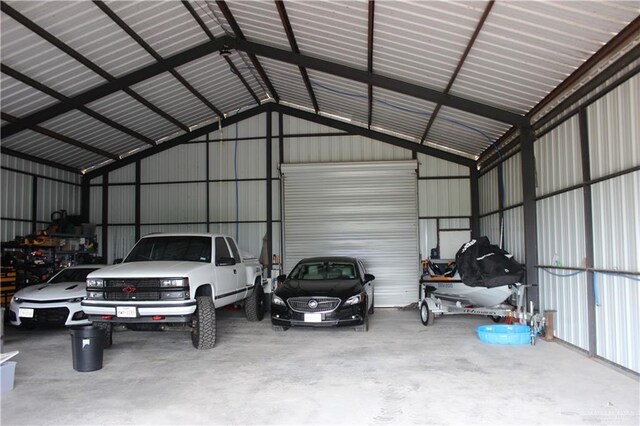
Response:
[[258, 56, 314, 111], [371, 87, 437, 142], [224, 0, 289, 47], [306, 69, 369, 126], [0, 74, 58, 117]]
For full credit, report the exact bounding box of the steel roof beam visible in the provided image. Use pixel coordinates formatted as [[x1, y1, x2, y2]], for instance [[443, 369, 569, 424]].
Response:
[[228, 37, 526, 125], [1, 64, 156, 146], [1, 112, 119, 161], [1, 147, 82, 174], [420, 0, 494, 144], [367, 0, 375, 129], [84, 103, 271, 179], [182, 1, 261, 105], [275, 0, 319, 113], [270, 103, 475, 167], [94, 1, 223, 118], [216, 0, 280, 103], [0, 2, 189, 136]]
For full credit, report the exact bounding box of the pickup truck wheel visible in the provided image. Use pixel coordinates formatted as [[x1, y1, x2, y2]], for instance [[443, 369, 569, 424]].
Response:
[[244, 281, 264, 322], [94, 322, 113, 349], [191, 296, 216, 349]]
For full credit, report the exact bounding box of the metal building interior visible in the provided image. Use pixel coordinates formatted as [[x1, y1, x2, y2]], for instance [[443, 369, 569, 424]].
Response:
[[1, 1, 639, 424]]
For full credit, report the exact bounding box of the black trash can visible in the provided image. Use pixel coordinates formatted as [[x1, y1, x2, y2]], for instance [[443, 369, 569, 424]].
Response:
[[70, 326, 105, 372]]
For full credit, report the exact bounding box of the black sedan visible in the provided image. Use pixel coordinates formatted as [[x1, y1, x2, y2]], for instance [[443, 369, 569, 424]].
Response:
[[271, 256, 375, 332]]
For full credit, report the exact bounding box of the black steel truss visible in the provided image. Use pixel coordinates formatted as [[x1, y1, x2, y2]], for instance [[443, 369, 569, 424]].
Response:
[[1, 112, 119, 160], [0, 2, 189, 137], [420, 0, 494, 145], [216, 0, 280, 102], [1, 147, 81, 174], [1, 64, 155, 147], [93, 0, 223, 118], [275, 0, 319, 113], [367, 0, 375, 128], [182, 1, 261, 105]]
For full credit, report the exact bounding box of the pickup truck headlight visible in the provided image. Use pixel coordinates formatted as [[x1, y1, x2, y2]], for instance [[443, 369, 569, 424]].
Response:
[[344, 293, 364, 306], [86, 291, 103, 299], [160, 278, 188, 287], [87, 279, 104, 287], [160, 291, 189, 300], [272, 295, 286, 306]]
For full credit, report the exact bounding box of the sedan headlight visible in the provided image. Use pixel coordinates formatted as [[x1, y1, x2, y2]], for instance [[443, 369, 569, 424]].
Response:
[[344, 293, 364, 306], [272, 295, 286, 306], [160, 278, 188, 287], [67, 297, 83, 303], [87, 278, 104, 288]]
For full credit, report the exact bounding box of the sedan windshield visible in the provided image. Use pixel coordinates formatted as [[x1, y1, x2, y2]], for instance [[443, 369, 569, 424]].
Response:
[[289, 261, 358, 280], [124, 236, 211, 263], [49, 267, 101, 284]]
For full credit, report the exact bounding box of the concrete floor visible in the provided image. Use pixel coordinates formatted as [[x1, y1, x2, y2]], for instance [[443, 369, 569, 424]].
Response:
[[1, 308, 638, 425]]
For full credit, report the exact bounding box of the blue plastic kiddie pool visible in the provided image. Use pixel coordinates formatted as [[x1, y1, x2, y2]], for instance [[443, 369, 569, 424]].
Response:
[[476, 324, 531, 345]]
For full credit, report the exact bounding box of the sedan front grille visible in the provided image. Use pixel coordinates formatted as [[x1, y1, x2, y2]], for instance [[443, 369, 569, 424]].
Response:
[[287, 297, 341, 313], [21, 307, 69, 325]]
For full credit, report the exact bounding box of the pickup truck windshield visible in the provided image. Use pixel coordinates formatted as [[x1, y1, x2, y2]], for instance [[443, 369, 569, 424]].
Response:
[[124, 236, 212, 263]]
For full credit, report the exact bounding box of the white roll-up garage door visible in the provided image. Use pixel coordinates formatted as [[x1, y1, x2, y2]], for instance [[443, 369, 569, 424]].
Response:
[[281, 161, 419, 307]]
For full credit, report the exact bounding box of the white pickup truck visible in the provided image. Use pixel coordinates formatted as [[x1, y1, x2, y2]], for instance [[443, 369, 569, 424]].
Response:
[[81, 233, 265, 349]]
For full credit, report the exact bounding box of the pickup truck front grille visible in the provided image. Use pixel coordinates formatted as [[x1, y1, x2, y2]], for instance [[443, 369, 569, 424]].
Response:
[[97, 279, 186, 301], [287, 297, 341, 313]]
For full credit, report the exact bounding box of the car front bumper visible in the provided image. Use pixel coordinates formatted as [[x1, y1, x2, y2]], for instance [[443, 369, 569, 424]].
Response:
[[9, 300, 90, 327], [81, 300, 197, 323], [271, 302, 366, 328]]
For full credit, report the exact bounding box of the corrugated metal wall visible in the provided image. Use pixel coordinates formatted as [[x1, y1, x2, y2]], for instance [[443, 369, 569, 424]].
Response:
[[1, 155, 81, 243]]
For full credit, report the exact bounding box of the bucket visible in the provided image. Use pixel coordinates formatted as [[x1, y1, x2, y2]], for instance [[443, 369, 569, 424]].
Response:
[[70, 326, 105, 372], [0, 361, 16, 393]]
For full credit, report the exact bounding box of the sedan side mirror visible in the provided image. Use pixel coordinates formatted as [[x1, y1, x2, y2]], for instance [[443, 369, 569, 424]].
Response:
[[364, 273, 375, 283], [276, 274, 287, 283]]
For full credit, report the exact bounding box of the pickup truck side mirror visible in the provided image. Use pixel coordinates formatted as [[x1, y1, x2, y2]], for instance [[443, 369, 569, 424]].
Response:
[[276, 274, 287, 283], [217, 257, 237, 266], [113, 258, 123, 264], [364, 273, 375, 283]]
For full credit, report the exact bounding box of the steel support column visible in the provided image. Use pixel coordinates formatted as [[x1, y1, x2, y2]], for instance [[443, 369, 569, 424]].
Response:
[[101, 174, 109, 264], [266, 110, 273, 276], [135, 161, 141, 242], [520, 123, 538, 308], [470, 166, 480, 238], [81, 176, 90, 223], [31, 176, 38, 234], [579, 108, 597, 357]]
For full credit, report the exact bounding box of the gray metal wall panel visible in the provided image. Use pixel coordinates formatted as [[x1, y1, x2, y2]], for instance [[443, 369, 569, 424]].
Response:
[[208, 222, 266, 261], [108, 185, 135, 224], [284, 134, 411, 164], [418, 154, 469, 177], [439, 219, 470, 230], [209, 139, 266, 181], [591, 171, 639, 272], [536, 189, 586, 268], [588, 74, 640, 180], [419, 219, 438, 260], [140, 224, 208, 236], [595, 273, 640, 373], [109, 163, 136, 184], [479, 213, 500, 245], [1, 220, 31, 243], [1, 156, 80, 183], [418, 179, 471, 217], [479, 168, 498, 215], [209, 181, 266, 222], [534, 115, 582, 197], [281, 161, 418, 307], [1, 169, 32, 222], [89, 185, 102, 225], [142, 144, 207, 183], [503, 206, 524, 262], [538, 269, 589, 351], [503, 153, 523, 207], [141, 183, 207, 224], [37, 179, 80, 222], [106, 226, 136, 265]]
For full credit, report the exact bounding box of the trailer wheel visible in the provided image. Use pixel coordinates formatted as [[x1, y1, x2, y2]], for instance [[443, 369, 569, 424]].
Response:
[[420, 302, 435, 326]]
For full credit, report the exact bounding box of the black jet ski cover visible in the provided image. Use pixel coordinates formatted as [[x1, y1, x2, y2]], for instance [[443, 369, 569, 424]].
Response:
[[454, 237, 524, 288]]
